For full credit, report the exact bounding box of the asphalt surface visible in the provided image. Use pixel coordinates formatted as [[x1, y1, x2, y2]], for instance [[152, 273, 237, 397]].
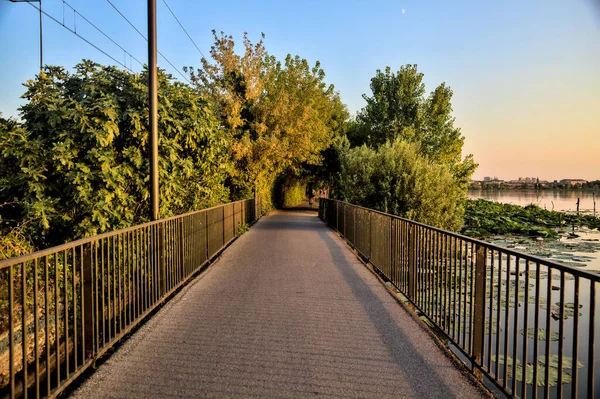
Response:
[[70, 209, 485, 398]]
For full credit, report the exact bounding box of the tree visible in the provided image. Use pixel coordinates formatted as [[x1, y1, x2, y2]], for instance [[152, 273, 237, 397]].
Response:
[[0, 61, 228, 248], [355, 65, 425, 147], [349, 64, 477, 186], [190, 31, 348, 210], [338, 138, 465, 231]]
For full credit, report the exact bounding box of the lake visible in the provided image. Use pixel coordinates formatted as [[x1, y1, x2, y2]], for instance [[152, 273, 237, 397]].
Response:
[[469, 189, 600, 397], [468, 190, 598, 215], [469, 189, 600, 271]]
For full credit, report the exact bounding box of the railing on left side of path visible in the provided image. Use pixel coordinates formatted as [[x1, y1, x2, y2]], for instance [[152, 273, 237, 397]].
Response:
[[319, 198, 599, 399], [0, 198, 260, 399]]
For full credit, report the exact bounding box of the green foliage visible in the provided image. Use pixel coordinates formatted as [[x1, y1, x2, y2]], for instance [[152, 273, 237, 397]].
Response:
[[520, 328, 560, 341], [0, 61, 229, 248], [348, 64, 477, 186], [337, 139, 465, 231], [335, 65, 477, 230], [282, 180, 307, 208], [462, 199, 600, 238], [236, 222, 249, 236], [357, 65, 425, 147], [0, 228, 33, 261], [492, 355, 584, 387], [191, 31, 348, 212]]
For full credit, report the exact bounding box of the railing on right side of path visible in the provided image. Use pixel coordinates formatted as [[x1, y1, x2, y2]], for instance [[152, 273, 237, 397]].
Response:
[[0, 197, 261, 399], [319, 198, 599, 399]]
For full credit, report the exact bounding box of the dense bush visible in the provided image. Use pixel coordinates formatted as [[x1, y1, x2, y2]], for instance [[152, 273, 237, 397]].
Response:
[[338, 139, 465, 231], [334, 64, 478, 230], [282, 180, 307, 208], [191, 32, 348, 213], [347, 64, 477, 188], [0, 228, 34, 261], [0, 61, 229, 248]]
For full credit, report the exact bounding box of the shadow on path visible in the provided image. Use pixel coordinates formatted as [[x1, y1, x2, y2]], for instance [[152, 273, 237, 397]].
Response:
[[318, 227, 464, 398]]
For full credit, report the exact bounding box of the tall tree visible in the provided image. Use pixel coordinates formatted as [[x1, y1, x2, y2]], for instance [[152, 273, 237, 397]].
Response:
[[356, 65, 425, 146], [190, 31, 348, 208], [0, 62, 228, 247], [350, 64, 476, 185]]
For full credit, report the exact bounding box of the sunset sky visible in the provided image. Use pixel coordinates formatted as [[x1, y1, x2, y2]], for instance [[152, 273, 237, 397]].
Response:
[[0, 0, 598, 181]]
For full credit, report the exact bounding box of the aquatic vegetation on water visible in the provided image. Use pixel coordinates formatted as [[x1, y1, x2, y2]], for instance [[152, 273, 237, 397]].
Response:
[[492, 354, 584, 387], [519, 328, 559, 341], [462, 199, 600, 239]]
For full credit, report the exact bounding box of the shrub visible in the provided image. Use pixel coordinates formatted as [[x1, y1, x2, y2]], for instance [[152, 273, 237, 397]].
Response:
[[0, 61, 229, 248], [282, 180, 307, 208], [338, 139, 465, 231]]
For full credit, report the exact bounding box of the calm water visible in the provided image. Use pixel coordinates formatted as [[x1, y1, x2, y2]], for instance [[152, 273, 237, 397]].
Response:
[[469, 190, 600, 397], [468, 190, 598, 214], [469, 189, 600, 271]]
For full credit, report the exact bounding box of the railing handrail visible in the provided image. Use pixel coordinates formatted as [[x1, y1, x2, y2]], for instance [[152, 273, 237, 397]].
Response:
[[0, 198, 253, 269], [1, 197, 260, 398], [326, 198, 600, 282], [320, 198, 598, 398]]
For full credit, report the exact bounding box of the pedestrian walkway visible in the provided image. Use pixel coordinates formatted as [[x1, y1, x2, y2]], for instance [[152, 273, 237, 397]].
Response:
[[71, 210, 485, 398]]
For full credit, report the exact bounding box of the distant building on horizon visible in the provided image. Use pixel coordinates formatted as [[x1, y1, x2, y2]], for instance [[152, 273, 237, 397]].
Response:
[[559, 178, 588, 186], [517, 177, 538, 183]]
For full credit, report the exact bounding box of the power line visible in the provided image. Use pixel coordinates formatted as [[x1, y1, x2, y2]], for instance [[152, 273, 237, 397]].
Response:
[[104, 0, 191, 83], [104, 0, 147, 41], [27, 1, 135, 72], [161, 0, 206, 59], [63, 0, 144, 68]]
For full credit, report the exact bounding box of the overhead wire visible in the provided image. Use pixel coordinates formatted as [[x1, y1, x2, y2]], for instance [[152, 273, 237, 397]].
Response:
[[160, 0, 206, 59], [104, 0, 191, 83], [62, 0, 144, 68], [27, 1, 136, 72], [104, 0, 147, 41]]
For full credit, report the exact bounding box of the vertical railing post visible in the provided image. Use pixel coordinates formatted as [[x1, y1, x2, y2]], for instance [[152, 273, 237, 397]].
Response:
[[82, 242, 94, 361], [368, 211, 372, 260], [472, 244, 487, 379], [353, 208, 357, 248], [159, 222, 166, 296], [233, 203, 237, 236], [241, 201, 245, 227], [222, 205, 226, 247], [408, 225, 416, 299], [336, 201, 339, 232], [179, 218, 185, 279], [390, 218, 395, 284], [342, 204, 346, 237], [253, 191, 257, 221], [205, 211, 209, 260]]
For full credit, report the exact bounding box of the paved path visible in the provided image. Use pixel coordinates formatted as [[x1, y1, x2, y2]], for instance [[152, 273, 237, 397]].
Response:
[[71, 210, 485, 398]]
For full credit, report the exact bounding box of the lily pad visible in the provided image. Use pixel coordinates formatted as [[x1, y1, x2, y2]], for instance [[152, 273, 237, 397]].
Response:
[[519, 328, 559, 341], [493, 354, 584, 387]]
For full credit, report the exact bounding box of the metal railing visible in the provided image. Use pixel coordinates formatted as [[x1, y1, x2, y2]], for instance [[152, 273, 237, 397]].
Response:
[[0, 198, 260, 399], [320, 198, 599, 399]]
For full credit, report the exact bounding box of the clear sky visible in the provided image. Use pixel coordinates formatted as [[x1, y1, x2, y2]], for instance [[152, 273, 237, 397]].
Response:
[[1, 0, 599, 181]]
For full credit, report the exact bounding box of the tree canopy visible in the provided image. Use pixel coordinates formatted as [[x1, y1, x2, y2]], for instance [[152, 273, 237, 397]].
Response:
[[347, 64, 477, 187], [0, 39, 479, 255], [1, 32, 349, 252], [0, 61, 228, 249], [338, 138, 466, 231], [190, 31, 348, 209]]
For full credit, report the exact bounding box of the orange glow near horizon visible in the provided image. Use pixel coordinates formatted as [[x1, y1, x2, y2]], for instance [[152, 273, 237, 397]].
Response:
[[457, 58, 600, 182]]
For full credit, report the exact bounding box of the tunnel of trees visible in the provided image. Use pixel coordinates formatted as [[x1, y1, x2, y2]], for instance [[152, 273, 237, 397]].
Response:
[[0, 31, 475, 259]]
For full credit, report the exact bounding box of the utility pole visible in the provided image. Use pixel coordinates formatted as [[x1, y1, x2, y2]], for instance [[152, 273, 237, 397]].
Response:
[[148, 0, 159, 220], [39, 0, 42, 70]]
